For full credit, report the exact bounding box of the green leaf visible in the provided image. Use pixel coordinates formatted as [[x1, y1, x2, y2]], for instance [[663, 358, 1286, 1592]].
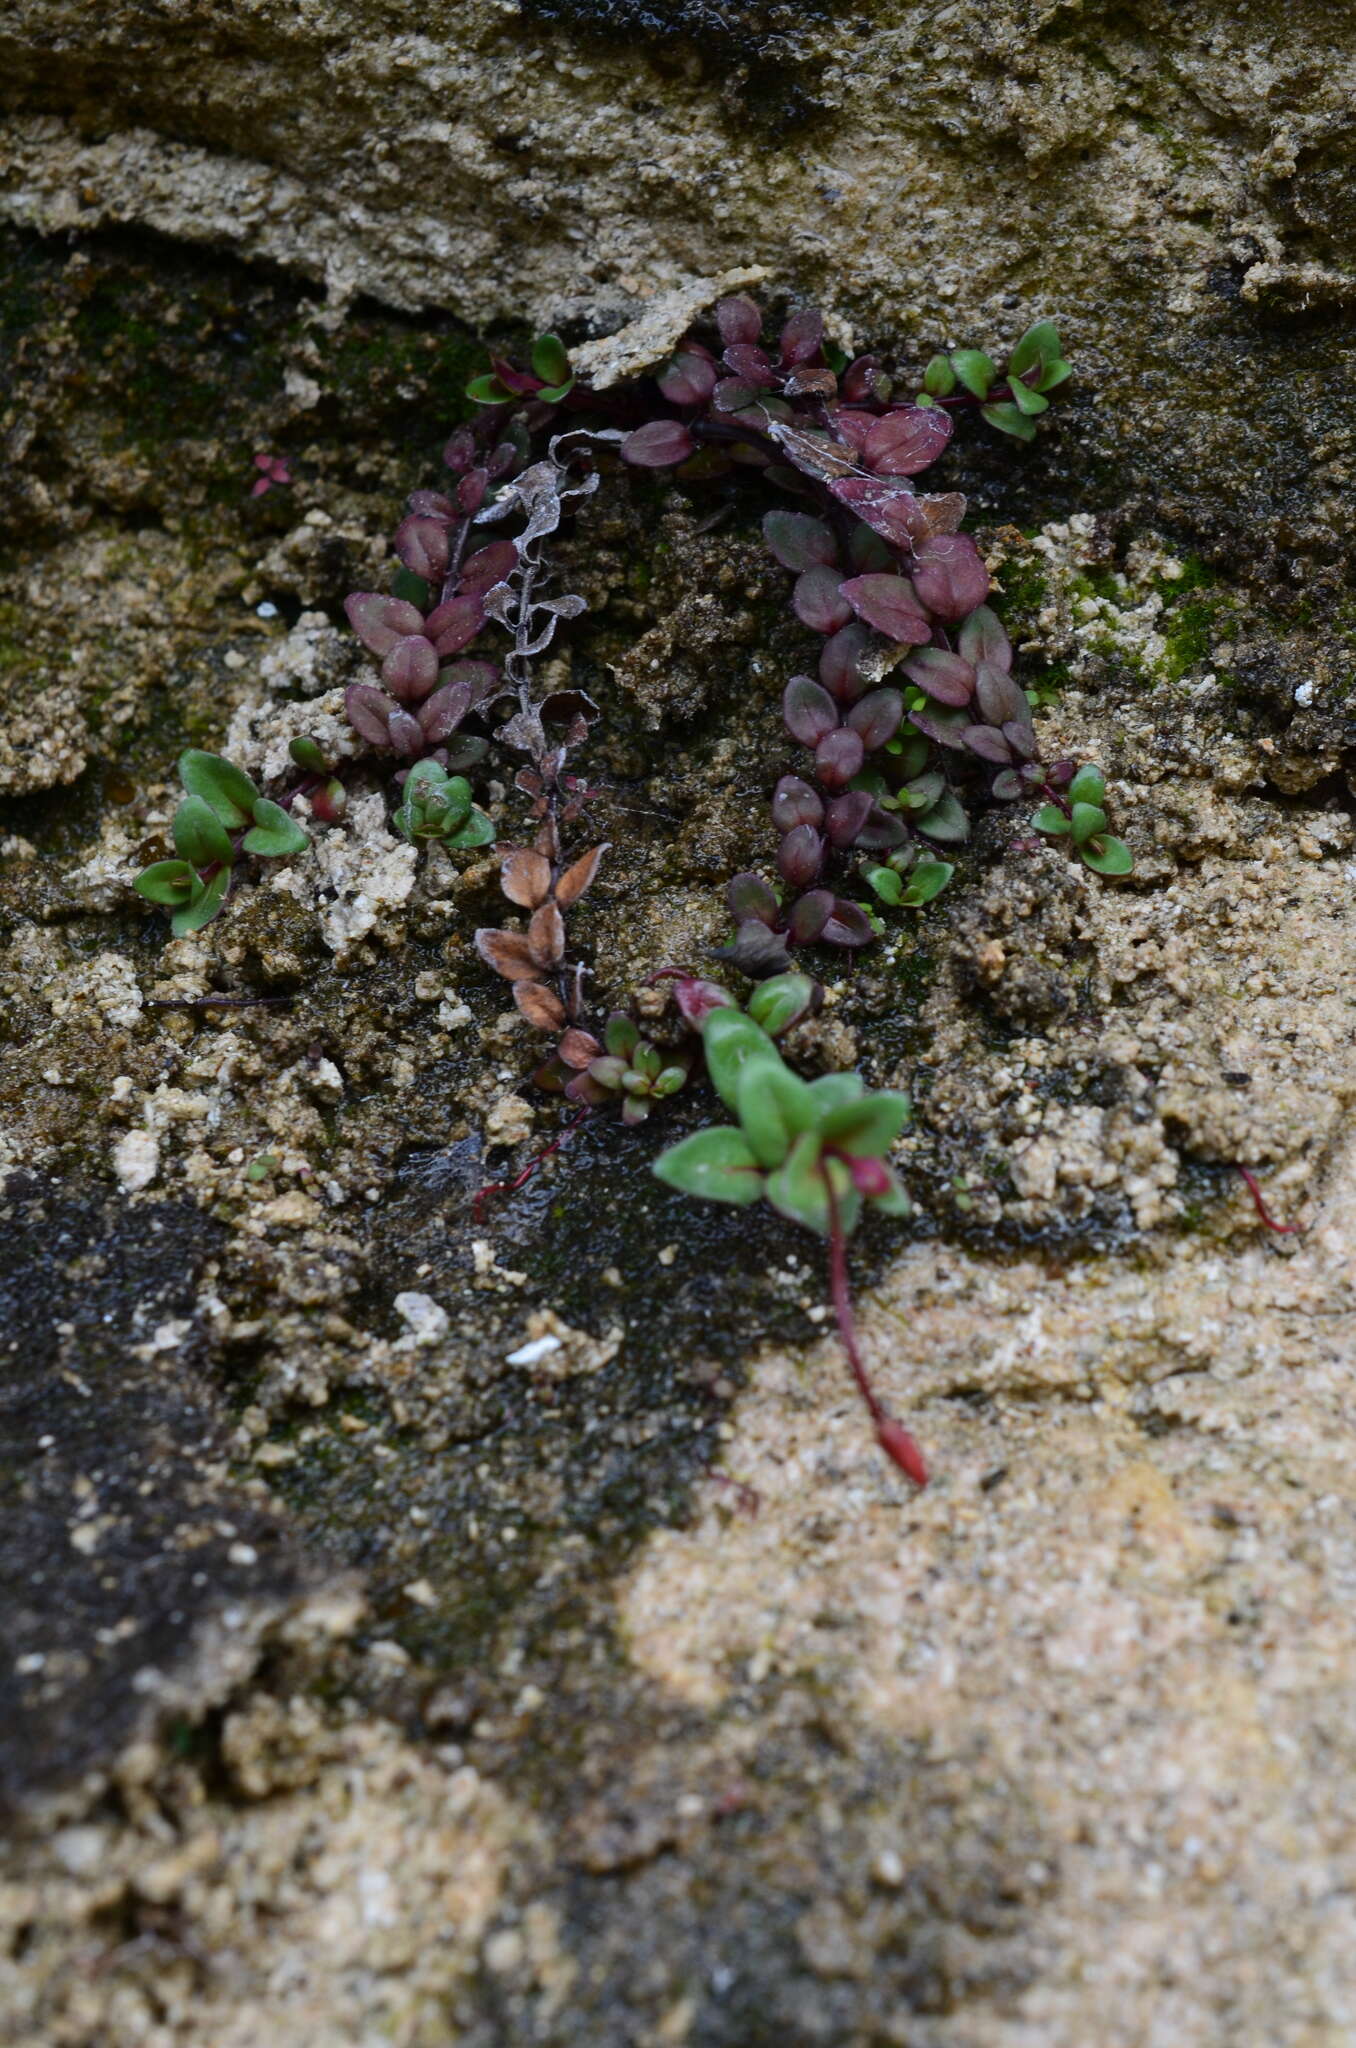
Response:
[[1071, 801, 1109, 845], [902, 857, 954, 906], [242, 797, 309, 857], [1080, 835, 1134, 876], [702, 1008, 777, 1114], [391, 567, 431, 608], [605, 1013, 640, 1060], [736, 1057, 818, 1169], [868, 1164, 912, 1218], [536, 379, 575, 404], [531, 334, 570, 386], [1009, 380, 1049, 417], [653, 1066, 688, 1097], [1035, 358, 1073, 393], [172, 794, 234, 868], [980, 401, 1038, 442], [1034, 803, 1071, 836], [914, 791, 970, 844], [134, 858, 196, 907], [862, 862, 904, 906], [178, 750, 258, 829], [747, 972, 817, 1038], [447, 807, 495, 849], [764, 1131, 831, 1236], [466, 373, 512, 405], [288, 736, 328, 774], [653, 1127, 766, 1206], [902, 770, 945, 812], [950, 349, 995, 399], [921, 353, 956, 398], [806, 1072, 865, 1114], [170, 865, 231, 936], [819, 1089, 911, 1158], [1067, 763, 1106, 807], [1007, 320, 1062, 379]]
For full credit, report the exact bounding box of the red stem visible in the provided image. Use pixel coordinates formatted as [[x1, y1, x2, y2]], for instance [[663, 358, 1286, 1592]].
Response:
[[1235, 1165, 1300, 1236], [824, 1170, 928, 1486], [473, 1107, 592, 1224]]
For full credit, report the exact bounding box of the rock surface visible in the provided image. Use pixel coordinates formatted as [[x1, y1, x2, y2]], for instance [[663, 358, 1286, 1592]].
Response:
[[1, 4, 1356, 2039]]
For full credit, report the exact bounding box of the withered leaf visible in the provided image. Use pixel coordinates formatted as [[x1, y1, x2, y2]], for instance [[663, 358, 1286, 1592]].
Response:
[[554, 843, 607, 907], [500, 848, 553, 909], [528, 901, 566, 969], [558, 1027, 602, 1070], [475, 928, 540, 981], [514, 981, 567, 1031]]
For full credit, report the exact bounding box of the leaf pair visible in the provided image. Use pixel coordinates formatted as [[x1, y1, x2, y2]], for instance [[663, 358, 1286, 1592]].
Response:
[[134, 751, 311, 937], [1033, 764, 1134, 875]]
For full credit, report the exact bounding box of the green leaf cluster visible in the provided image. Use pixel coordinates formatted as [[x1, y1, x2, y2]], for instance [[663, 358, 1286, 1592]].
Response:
[[393, 761, 495, 847], [585, 1013, 690, 1126], [1033, 764, 1134, 875], [134, 751, 310, 936], [921, 321, 1071, 442], [466, 335, 574, 407], [860, 850, 955, 909], [653, 980, 911, 1238]]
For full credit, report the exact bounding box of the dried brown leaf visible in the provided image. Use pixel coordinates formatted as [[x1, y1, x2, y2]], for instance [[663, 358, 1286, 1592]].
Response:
[[500, 848, 552, 909], [528, 902, 566, 969], [554, 843, 608, 908], [514, 981, 567, 1031], [533, 818, 560, 862], [558, 1027, 602, 1070], [475, 928, 540, 982]]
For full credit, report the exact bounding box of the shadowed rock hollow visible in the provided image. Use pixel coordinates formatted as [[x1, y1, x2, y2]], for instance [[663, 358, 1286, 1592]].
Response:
[[2, 6, 1356, 2045]]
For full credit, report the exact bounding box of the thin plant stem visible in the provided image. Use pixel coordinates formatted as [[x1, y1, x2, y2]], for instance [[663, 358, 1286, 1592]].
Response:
[[1235, 1165, 1300, 1236], [473, 1106, 592, 1224], [824, 1171, 928, 1486]]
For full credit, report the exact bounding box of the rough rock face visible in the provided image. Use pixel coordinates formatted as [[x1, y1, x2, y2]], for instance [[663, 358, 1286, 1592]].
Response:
[[3, 6, 1356, 2045], [2, 1, 1355, 563]]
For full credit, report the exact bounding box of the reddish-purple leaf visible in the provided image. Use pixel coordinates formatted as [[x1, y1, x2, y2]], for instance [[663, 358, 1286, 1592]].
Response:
[[840, 573, 932, 645], [841, 354, 885, 403], [814, 727, 865, 790], [771, 775, 824, 832], [457, 469, 488, 515], [407, 490, 458, 520], [829, 477, 924, 549], [863, 405, 953, 477], [425, 594, 485, 657], [847, 688, 903, 750], [779, 309, 824, 365], [962, 724, 1014, 764], [345, 592, 427, 658], [438, 657, 499, 703], [829, 408, 874, 453], [901, 646, 976, 706], [788, 891, 832, 944], [728, 872, 781, 927], [793, 565, 852, 635], [909, 706, 970, 751], [458, 540, 518, 596], [819, 622, 875, 703], [345, 681, 396, 747], [476, 929, 540, 981], [712, 378, 759, 415], [848, 522, 892, 573], [620, 419, 696, 467], [388, 708, 423, 757], [778, 824, 825, 888], [722, 342, 777, 387], [825, 791, 872, 848], [783, 676, 840, 747], [975, 665, 1028, 726], [958, 603, 1012, 672], [716, 294, 762, 347], [910, 535, 990, 621], [657, 348, 719, 406], [394, 514, 451, 582], [490, 357, 539, 396], [382, 635, 439, 702], [442, 428, 476, 473], [418, 680, 474, 741], [822, 899, 876, 947], [1003, 720, 1038, 761], [762, 510, 838, 573], [856, 804, 909, 850], [671, 976, 737, 1025]]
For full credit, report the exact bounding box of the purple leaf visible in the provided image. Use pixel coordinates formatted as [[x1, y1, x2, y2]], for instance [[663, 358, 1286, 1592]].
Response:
[[345, 682, 395, 746], [387, 707, 424, 757], [830, 408, 874, 452], [771, 774, 824, 832], [394, 514, 451, 583], [779, 308, 824, 365], [975, 665, 1029, 726], [457, 469, 488, 515], [909, 705, 971, 751], [863, 405, 954, 476], [910, 535, 991, 621], [814, 727, 865, 790], [442, 428, 476, 473], [418, 680, 474, 741], [855, 804, 910, 850], [822, 900, 876, 948], [958, 604, 1012, 672], [825, 791, 872, 848], [620, 419, 696, 467], [819, 622, 875, 703], [715, 921, 793, 977], [438, 658, 499, 703], [345, 592, 427, 658], [991, 769, 1024, 799], [715, 294, 762, 347], [722, 342, 777, 386], [382, 635, 439, 702], [1003, 720, 1039, 761], [783, 676, 840, 747], [778, 824, 825, 887], [712, 378, 759, 415], [728, 872, 781, 927], [762, 510, 839, 573], [841, 355, 885, 402], [788, 890, 833, 944], [792, 566, 852, 634], [458, 540, 518, 595], [407, 490, 458, 519], [962, 724, 1014, 764], [840, 573, 932, 645], [902, 646, 977, 706], [847, 522, 893, 573], [847, 688, 903, 750], [829, 477, 925, 549], [424, 594, 485, 657], [657, 348, 718, 406]]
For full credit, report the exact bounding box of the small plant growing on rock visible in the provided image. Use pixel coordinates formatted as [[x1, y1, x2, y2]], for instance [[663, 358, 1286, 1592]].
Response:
[[133, 750, 309, 935], [1033, 763, 1133, 875]]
